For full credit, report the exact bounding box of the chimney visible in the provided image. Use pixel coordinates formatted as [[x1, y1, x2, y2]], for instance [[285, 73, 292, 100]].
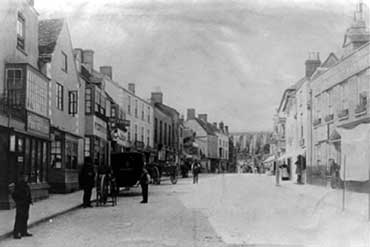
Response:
[[151, 92, 163, 104], [100, 66, 112, 80], [305, 52, 321, 78], [198, 114, 208, 123], [82, 49, 94, 70], [219, 122, 224, 132], [128, 83, 135, 94], [187, 109, 195, 120], [225, 125, 229, 135]]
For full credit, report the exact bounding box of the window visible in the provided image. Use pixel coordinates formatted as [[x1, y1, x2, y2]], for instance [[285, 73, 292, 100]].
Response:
[[17, 13, 25, 50], [147, 129, 150, 146], [56, 83, 64, 111], [6, 69, 23, 107], [111, 105, 117, 118], [84, 137, 90, 157], [61, 52, 68, 72], [128, 96, 131, 115], [65, 140, 77, 169], [134, 125, 138, 142], [68, 91, 78, 115], [141, 127, 144, 142], [169, 125, 171, 146], [141, 103, 144, 120], [85, 88, 92, 114], [164, 123, 167, 145], [154, 118, 158, 143], [159, 121, 163, 144], [26, 69, 48, 116], [51, 140, 62, 168], [147, 106, 150, 123], [135, 100, 138, 118]]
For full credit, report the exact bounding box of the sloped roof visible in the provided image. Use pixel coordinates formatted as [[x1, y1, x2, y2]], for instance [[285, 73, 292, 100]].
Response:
[[154, 102, 179, 117], [194, 118, 217, 136], [38, 19, 64, 58]]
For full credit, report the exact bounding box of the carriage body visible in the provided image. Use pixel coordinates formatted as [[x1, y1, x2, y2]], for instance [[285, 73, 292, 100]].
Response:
[[111, 152, 144, 188]]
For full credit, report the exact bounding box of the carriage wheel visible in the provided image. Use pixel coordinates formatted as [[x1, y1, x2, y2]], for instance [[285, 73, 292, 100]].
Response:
[[99, 174, 108, 205], [170, 168, 178, 184], [153, 166, 161, 185]]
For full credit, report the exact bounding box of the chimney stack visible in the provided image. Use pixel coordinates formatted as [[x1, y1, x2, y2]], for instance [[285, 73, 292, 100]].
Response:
[[151, 92, 163, 104], [305, 52, 321, 78], [187, 109, 195, 120], [82, 49, 94, 71], [198, 114, 208, 123], [100, 66, 112, 80], [128, 83, 135, 94], [225, 125, 229, 135], [219, 122, 224, 132]]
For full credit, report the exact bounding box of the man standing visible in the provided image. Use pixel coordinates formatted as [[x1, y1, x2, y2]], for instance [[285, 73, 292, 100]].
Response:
[[12, 173, 32, 239], [192, 161, 200, 184], [295, 155, 303, 184], [139, 167, 150, 203], [79, 158, 95, 208]]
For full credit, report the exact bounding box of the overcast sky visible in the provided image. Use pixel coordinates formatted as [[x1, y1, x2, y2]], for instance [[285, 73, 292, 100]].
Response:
[[35, 0, 368, 132]]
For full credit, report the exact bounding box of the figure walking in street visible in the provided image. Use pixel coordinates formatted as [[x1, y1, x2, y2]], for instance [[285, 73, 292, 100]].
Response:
[[79, 158, 95, 208], [139, 167, 150, 203], [192, 160, 200, 184], [12, 173, 33, 239], [329, 158, 340, 189], [295, 155, 305, 184]]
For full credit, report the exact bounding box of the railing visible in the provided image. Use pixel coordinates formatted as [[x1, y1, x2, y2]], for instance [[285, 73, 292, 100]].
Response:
[[324, 114, 334, 122], [313, 118, 321, 126], [337, 109, 349, 120], [354, 103, 367, 116]]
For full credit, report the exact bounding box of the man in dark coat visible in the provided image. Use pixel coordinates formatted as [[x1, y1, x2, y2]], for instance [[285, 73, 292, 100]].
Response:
[[139, 167, 150, 203], [12, 173, 32, 239], [79, 158, 95, 208]]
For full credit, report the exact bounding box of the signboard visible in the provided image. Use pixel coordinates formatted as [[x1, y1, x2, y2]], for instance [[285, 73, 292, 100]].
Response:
[[111, 128, 130, 147], [93, 116, 107, 140], [27, 112, 50, 136]]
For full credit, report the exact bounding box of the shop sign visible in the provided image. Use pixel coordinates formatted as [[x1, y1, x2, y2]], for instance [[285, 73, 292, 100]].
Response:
[[93, 116, 107, 140], [111, 128, 129, 147], [27, 112, 50, 136]]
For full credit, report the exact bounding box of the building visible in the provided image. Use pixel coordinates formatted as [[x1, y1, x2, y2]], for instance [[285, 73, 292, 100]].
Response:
[[0, 0, 51, 208], [122, 83, 154, 161], [151, 92, 181, 164], [38, 19, 84, 193], [309, 3, 370, 191], [215, 122, 229, 172]]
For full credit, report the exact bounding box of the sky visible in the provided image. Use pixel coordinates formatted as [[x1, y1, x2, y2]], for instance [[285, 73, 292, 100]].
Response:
[[35, 0, 368, 132]]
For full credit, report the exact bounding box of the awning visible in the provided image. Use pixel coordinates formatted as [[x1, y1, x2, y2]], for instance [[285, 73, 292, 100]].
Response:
[[263, 156, 275, 163]]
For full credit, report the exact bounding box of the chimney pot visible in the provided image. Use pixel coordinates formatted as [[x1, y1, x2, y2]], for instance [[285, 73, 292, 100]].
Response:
[[198, 114, 208, 123], [187, 109, 196, 121], [100, 66, 112, 80], [82, 49, 94, 70], [128, 83, 135, 94], [151, 92, 163, 104]]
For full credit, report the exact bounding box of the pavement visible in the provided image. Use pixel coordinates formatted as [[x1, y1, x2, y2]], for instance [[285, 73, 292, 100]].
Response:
[[0, 173, 368, 247], [0, 189, 94, 240]]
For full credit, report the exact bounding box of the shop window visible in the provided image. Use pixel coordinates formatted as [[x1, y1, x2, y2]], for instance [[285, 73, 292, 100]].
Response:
[[6, 69, 23, 108], [85, 88, 92, 114], [84, 137, 90, 157], [42, 142, 47, 182], [51, 140, 62, 168], [66, 140, 78, 169], [68, 90, 78, 115], [56, 83, 64, 111], [17, 13, 25, 50]]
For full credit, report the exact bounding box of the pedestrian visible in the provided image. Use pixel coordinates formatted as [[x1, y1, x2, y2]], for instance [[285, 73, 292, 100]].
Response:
[[295, 155, 303, 184], [139, 167, 150, 203], [79, 158, 95, 208], [280, 162, 290, 181], [12, 173, 33, 239], [191, 161, 200, 184], [329, 158, 340, 189]]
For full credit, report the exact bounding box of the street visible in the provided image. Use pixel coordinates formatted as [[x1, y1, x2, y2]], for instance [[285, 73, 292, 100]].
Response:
[[1, 174, 369, 247]]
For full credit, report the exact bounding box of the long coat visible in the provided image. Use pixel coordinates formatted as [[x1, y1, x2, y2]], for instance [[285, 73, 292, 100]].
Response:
[[79, 164, 95, 189], [12, 181, 32, 207]]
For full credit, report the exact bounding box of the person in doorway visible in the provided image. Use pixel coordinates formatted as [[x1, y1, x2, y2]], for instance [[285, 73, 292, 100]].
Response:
[[329, 158, 340, 189], [139, 167, 150, 203], [295, 155, 303, 184], [192, 161, 201, 184], [12, 173, 33, 239], [79, 158, 95, 208]]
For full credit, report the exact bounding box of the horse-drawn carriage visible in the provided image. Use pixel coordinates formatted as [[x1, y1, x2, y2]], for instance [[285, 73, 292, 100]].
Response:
[[147, 160, 179, 185], [95, 152, 145, 206]]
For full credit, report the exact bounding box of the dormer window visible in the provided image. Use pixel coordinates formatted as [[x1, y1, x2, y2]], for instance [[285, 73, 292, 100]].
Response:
[[17, 13, 25, 51]]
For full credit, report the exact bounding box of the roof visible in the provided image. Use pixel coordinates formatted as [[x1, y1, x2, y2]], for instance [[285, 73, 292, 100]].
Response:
[[154, 102, 179, 117], [193, 118, 218, 136], [38, 19, 64, 59]]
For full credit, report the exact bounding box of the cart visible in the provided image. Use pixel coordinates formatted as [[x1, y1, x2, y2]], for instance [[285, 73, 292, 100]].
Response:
[[147, 161, 179, 185]]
